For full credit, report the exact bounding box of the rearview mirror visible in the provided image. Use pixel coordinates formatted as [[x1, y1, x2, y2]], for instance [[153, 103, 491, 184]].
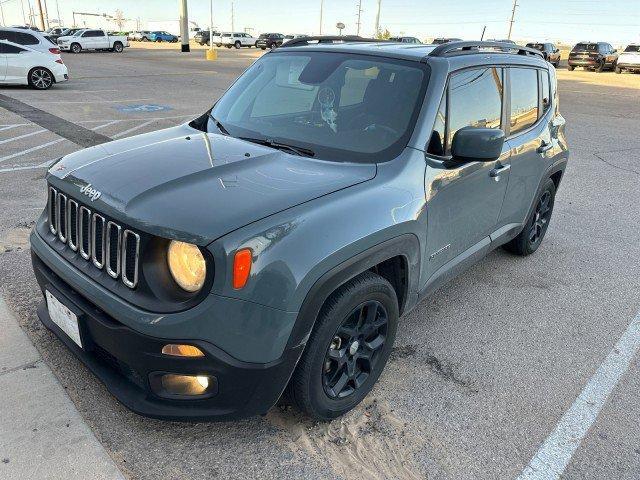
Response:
[[451, 127, 505, 162]]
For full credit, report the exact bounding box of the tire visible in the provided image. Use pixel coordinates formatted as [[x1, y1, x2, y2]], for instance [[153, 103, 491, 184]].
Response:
[[503, 178, 556, 256], [226, 44, 232, 48], [234, 41, 241, 49], [70, 42, 81, 54], [216, 43, 221, 47], [567, 65, 574, 71], [615, 66, 622, 74], [596, 59, 606, 72], [142, 37, 148, 42], [255, 41, 259, 48], [261, 46, 266, 50], [288, 271, 399, 421], [28, 67, 54, 90], [113, 42, 123, 53], [156, 38, 162, 43]]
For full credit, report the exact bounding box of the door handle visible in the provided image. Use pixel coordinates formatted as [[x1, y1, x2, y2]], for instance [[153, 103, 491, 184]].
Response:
[[489, 164, 510, 179], [537, 141, 553, 154]]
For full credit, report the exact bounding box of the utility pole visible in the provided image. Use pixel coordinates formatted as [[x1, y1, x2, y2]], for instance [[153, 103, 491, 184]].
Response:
[[374, 0, 381, 37], [0, 2, 4, 27], [42, 0, 49, 29], [231, 1, 234, 32], [356, 0, 363, 36], [507, 0, 518, 40], [36, 0, 45, 30], [179, 0, 190, 52], [319, 0, 323, 35], [21, 0, 27, 25], [480, 25, 486, 41], [54, 0, 61, 25]]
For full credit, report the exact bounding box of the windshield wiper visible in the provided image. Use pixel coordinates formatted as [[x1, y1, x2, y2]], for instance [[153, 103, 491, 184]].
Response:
[[239, 137, 315, 157], [209, 114, 230, 136]]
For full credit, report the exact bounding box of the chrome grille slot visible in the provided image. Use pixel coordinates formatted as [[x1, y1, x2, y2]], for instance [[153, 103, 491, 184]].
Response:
[[45, 186, 141, 289], [92, 213, 106, 269], [79, 206, 92, 260], [67, 200, 79, 251], [122, 230, 140, 288], [56, 193, 67, 243], [106, 221, 121, 279], [48, 186, 57, 235]]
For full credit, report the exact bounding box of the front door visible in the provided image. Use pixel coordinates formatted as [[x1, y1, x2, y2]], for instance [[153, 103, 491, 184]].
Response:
[[424, 66, 511, 281]]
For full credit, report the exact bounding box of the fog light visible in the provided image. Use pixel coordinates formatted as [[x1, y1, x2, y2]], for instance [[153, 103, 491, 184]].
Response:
[[160, 374, 214, 396], [161, 344, 204, 357]]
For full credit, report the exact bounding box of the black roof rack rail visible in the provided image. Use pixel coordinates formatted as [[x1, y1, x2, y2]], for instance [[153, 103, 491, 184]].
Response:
[[282, 35, 385, 48], [429, 41, 544, 59]]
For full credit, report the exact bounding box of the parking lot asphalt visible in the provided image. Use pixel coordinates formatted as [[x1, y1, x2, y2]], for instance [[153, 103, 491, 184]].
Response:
[[0, 47, 639, 480]]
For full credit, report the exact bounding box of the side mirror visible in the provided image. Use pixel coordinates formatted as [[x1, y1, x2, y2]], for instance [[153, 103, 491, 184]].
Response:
[[451, 127, 505, 162]]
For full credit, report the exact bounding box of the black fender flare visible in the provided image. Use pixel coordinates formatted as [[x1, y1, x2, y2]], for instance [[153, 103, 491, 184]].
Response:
[[285, 234, 421, 351], [522, 157, 568, 232]]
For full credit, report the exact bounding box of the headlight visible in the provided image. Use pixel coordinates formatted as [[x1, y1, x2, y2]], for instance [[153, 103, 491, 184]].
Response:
[[167, 240, 206, 292]]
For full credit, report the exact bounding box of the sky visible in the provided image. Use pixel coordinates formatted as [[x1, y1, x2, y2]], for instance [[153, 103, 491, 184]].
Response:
[[1, 0, 639, 45]]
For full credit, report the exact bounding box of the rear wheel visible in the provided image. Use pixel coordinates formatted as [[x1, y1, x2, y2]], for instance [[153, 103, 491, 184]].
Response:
[[615, 66, 623, 74], [503, 178, 556, 256], [567, 65, 574, 71], [596, 59, 606, 72], [288, 271, 398, 420], [28, 67, 54, 90]]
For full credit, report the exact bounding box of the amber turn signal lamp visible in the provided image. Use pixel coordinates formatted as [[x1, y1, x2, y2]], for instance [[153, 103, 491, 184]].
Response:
[[161, 344, 205, 357], [233, 248, 252, 289]]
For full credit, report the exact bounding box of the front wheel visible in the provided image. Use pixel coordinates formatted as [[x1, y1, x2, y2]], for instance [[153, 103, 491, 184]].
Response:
[[70, 43, 81, 54], [615, 66, 623, 74], [234, 41, 241, 49], [596, 59, 606, 72], [287, 271, 399, 420], [28, 67, 54, 90], [567, 65, 574, 71], [503, 178, 556, 256]]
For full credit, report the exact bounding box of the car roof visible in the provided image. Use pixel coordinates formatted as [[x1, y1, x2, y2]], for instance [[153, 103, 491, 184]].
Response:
[[276, 41, 548, 68]]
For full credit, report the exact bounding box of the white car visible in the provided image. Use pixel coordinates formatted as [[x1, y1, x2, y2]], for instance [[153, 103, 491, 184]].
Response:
[[218, 32, 257, 49], [56, 29, 129, 53], [0, 26, 60, 55], [0, 40, 68, 89], [616, 44, 640, 74]]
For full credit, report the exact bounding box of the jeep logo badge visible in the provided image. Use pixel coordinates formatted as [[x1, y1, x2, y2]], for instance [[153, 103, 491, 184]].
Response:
[[80, 183, 102, 202]]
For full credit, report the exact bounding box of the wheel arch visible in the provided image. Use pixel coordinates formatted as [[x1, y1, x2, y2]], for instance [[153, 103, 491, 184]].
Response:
[[285, 234, 420, 352]]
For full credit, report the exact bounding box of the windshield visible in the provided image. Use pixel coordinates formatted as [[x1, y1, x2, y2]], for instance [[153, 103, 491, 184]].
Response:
[[73, 30, 84, 36], [574, 43, 597, 51], [527, 43, 544, 50], [624, 45, 640, 52], [209, 52, 428, 162]]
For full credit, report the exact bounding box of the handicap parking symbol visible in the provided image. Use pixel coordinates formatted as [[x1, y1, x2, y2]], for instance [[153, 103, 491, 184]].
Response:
[[115, 104, 172, 113]]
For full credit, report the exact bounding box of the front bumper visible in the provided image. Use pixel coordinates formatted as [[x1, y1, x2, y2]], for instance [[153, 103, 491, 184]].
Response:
[[31, 239, 304, 421]]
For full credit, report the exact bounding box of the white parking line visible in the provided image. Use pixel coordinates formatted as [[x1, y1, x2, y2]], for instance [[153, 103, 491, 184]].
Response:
[[111, 120, 156, 139], [0, 124, 29, 132], [35, 98, 155, 104], [0, 129, 47, 145], [518, 311, 640, 480], [0, 120, 118, 165]]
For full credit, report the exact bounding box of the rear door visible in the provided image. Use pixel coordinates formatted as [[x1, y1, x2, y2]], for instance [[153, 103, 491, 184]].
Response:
[[2, 43, 30, 82], [498, 66, 554, 227], [424, 66, 511, 274], [92, 30, 109, 49]]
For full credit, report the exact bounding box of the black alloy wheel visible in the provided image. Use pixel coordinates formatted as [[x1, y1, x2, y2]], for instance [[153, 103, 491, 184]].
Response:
[[322, 300, 388, 399], [528, 190, 553, 246]]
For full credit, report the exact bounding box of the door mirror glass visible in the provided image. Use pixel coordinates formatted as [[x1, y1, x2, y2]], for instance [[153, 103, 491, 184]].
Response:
[[451, 127, 505, 162]]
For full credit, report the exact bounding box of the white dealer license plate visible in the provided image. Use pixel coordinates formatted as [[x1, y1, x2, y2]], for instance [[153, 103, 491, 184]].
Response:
[[46, 290, 83, 349]]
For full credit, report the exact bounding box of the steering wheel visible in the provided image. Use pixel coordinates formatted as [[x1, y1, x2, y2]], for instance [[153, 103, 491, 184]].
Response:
[[347, 112, 399, 137]]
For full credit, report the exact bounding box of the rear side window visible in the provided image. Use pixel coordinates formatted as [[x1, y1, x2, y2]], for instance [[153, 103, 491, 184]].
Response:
[[0, 30, 38, 45], [509, 68, 538, 135], [447, 67, 503, 150], [0, 42, 26, 53]]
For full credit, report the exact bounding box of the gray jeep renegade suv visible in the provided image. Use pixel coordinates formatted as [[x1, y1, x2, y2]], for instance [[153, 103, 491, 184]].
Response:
[[31, 40, 568, 421]]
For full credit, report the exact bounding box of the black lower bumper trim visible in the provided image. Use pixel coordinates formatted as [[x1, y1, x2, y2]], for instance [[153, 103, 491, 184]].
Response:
[[33, 250, 303, 422]]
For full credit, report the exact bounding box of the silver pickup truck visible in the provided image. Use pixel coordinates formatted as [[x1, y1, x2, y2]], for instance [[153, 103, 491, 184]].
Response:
[[57, 29, 129, 53]]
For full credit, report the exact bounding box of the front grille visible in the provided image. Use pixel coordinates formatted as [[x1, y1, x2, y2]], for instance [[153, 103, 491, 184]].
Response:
[[47, 186, 141, 288]]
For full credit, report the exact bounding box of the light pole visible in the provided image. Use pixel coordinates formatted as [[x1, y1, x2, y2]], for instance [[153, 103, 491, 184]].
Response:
[[319, 0, 323, 35], [231, 1, 234, 33], [374, 0, 381, 37], [179, 0, 189, 52], [206, 0, 217, 60]]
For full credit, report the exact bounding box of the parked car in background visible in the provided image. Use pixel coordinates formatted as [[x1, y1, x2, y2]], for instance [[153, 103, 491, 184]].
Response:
[[57, 29, 129, 53], [432, 37, 462, 44], [219, 32, 258, 48], [194, 30, 219, 46], [131, 31, 152, 41], [0, 39, 68, 89], [389, 36, 422, 44], [148, 31, 179, 43], [526, 42, 561, 67], [0, 27, 59, 55], [45, 27, 70, 42], [615, 44, 640, 74], [568, 42, 618, 71], [256, 33, 285, 49], [282, 34, 308, 45], [11, 25, 42, 32]]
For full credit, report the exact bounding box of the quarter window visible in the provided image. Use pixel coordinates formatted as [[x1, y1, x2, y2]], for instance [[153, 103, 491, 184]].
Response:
[[447, 67, 503, 150], [540, 69, 551, 114], [509, 68, 538, 135], [427, 92, 446, 156]]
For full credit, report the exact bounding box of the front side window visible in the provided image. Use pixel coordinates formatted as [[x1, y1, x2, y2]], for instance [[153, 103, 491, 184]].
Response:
[[509, 67, 539, 135], [447, 67, 503, 149], [209, 52, 429, 162]]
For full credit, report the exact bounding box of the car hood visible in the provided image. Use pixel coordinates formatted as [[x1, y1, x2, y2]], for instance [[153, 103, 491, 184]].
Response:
[[47, 125, 376, 244]]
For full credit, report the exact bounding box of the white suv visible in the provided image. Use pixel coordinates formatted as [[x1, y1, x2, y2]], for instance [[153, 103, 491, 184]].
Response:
[[218, 32, 257, 49], [616, 44, 640, 74]]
